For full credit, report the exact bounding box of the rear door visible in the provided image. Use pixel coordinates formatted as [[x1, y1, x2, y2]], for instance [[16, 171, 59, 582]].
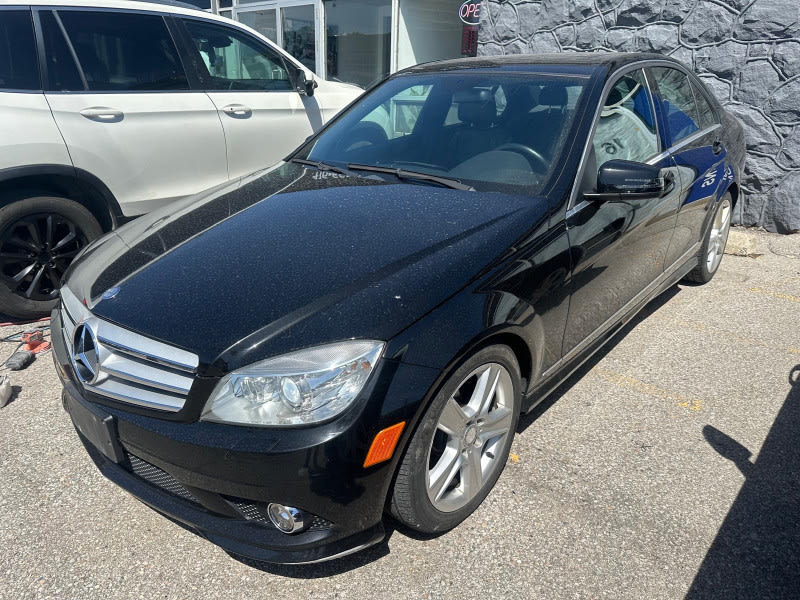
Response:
[[177, 17, 316, 180], [648, 66, 727, 268], [562, 67, 681, 354], [40, 8, 228, 216]]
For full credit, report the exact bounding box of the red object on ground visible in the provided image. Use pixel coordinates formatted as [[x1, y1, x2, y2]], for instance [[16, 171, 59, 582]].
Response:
[[21, 330, 51, 354]]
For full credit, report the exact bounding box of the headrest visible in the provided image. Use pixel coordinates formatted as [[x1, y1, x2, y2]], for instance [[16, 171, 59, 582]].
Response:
[[456, 88, 497, 128], [538, 85, 568, 109]]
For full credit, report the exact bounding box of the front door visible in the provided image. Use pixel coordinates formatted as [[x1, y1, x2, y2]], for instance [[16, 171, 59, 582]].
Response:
[[562, 68, 681, 354], [39, 9, 229, 216], [179, 17, 316, 180]]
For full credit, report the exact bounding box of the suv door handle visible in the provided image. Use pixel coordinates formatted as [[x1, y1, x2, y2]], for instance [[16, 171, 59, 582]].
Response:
[[79, 107, 124, 121], [221, 104, 252, 117], [712, 139, 724, 155]]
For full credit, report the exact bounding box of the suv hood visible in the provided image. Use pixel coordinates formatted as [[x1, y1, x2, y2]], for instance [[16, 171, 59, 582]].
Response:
[[66, 163, 546, 373]]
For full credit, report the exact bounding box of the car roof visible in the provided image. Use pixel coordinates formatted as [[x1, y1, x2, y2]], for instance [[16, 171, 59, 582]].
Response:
[[1, 0, 215, 17], [402, 52, 681, 76]]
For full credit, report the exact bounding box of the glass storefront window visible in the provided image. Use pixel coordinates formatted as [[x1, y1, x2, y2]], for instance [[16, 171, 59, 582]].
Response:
[[238, 9, 278, 43], [324, 0, 391, 89], [397, 0, 475, 71], [282, 5, 316, 71]]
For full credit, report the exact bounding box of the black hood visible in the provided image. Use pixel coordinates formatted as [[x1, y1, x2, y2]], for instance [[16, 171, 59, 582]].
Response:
[[66, 163, 547, 373]]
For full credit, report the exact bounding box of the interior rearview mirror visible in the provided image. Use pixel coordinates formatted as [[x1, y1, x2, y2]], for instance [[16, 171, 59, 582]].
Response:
[[296, 70, 318, 97], [585, 159, 671, 203]]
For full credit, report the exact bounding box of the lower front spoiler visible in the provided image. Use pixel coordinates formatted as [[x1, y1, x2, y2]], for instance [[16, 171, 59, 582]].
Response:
[[76, 429, 386, 566]]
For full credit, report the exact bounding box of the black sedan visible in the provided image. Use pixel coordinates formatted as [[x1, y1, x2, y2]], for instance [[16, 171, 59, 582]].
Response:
[[53, 53, 745, 565]]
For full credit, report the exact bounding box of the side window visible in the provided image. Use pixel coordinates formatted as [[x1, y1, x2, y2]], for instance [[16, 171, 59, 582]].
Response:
[[43, 10, 188, 92], [691, 79, 718, 130], [0, 10, 40, 90], [650, 67, 701, 145], [39, 11, 83, 91], [183, 20, 292, 91], [592, 69, 659, 168]]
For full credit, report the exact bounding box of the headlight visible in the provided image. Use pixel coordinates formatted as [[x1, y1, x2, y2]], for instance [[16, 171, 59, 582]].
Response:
[[201, 340, 384, 427]]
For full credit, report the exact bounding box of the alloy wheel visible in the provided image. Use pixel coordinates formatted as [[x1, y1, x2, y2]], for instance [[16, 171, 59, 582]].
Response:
[[0, 213, 88, 301], [426, 362, 515, 513], [706, 197, 732, 274]]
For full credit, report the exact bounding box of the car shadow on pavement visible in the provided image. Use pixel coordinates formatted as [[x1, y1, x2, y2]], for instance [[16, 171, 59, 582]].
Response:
[[517, 284, 682, 433], [685, 364, 800, 599]]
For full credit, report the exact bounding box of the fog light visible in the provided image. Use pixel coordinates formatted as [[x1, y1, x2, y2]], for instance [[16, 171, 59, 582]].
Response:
[[267, 503, 306, 534]]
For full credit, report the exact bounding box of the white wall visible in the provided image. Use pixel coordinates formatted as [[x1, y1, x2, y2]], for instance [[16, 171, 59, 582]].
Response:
[[396, 0, 464, 70]]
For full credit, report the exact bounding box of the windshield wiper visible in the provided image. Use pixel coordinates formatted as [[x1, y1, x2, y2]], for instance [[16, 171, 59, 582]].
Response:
[[346, 163, 475, 191], [291, 158, 348, 175]]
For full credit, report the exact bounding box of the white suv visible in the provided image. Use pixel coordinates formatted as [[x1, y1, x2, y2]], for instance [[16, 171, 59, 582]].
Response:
[[0, 0, 362, 318]]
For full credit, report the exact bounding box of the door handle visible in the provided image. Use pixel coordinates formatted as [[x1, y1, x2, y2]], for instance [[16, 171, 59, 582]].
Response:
[[221, 104, 252, 117], [79, 107, 124, 121], [712, 139, 724, 155]]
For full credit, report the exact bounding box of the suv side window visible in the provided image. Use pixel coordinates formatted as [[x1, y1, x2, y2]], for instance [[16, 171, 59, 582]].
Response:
[[42, 10, 188, 92], [0, 10, 40, 90], [182, 19, 292, 91], [593, 69, 659, 168], [650, 67, 701, 145]]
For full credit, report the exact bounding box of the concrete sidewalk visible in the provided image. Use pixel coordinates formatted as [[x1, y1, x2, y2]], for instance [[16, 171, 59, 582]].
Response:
[[0, 229, 798, 600]]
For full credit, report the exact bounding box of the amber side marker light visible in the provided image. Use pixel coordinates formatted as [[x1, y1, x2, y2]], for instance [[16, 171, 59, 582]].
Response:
[[363, 421, 406, 468]]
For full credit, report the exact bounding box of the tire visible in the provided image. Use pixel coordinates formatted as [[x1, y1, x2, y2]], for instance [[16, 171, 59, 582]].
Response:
[[390, 345, 522, 533], [683, 193, 732, 284], [0, 196, 102, 319]]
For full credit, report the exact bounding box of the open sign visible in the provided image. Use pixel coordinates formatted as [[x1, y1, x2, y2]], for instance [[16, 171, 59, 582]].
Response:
[[459, 1, 481, 25]]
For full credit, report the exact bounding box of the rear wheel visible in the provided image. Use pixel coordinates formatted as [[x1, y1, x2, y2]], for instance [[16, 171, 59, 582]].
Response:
[[0, 196, 102, 319], [684, 193, 732, 284], [390, 345, 521, 533]]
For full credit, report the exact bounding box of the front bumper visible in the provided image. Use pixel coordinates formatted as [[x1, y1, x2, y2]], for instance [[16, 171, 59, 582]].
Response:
[[53, 308, 440, 564]]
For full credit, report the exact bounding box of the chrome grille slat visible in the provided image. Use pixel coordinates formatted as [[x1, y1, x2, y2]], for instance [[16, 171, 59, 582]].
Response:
[[60, 287, 198, 413]]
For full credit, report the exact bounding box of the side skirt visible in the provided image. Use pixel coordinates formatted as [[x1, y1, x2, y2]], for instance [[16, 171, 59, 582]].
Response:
[[521, 243, 700, 413]]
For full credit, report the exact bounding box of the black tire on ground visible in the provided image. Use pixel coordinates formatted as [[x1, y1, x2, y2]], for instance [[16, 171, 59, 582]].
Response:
[[390, 345, 522, 533], [683, 192, 733, 285], [0, 196, 103, 319]]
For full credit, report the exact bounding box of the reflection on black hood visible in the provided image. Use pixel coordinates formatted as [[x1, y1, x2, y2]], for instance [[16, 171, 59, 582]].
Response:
[[67, 163, 547, 372]]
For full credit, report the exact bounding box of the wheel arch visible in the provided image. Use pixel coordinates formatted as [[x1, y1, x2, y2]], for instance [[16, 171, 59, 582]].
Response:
[[0, 165, 123, 233]]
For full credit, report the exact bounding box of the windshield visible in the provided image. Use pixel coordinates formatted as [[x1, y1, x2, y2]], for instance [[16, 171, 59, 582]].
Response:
[[299, 72, 589, 195]]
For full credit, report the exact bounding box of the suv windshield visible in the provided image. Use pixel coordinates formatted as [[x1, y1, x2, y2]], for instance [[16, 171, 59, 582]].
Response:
[[299, 72, 589, 195]]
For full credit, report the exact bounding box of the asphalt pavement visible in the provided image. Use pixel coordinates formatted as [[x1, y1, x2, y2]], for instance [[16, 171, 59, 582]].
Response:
[[1, 229, 798, 600]]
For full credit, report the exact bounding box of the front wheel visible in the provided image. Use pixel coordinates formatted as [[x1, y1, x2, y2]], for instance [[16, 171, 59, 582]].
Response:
[[0, 196, 102, 319], [390, 345, 521, 533], [684, 193, 732, 284]]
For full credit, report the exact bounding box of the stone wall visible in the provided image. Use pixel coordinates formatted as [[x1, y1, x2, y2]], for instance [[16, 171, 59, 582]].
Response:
[[477, 0, 800, 232]]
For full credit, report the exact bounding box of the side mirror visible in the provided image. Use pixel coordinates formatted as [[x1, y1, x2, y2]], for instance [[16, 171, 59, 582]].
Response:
[[584, 159, 671, 202], [296, 70, 318, 97]]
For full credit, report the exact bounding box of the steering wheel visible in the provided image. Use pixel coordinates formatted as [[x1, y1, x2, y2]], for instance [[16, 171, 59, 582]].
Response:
[[495, 143, 549, 173], [339, 122, 389, 153]]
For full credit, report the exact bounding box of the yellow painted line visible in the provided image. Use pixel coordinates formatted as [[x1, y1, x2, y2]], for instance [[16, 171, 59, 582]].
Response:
[[593, 367, 703, 412], [748, 287, 800, 303]]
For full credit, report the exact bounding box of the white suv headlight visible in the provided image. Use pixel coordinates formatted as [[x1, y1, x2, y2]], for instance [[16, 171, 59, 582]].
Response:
[[201, 341, 384, 427]]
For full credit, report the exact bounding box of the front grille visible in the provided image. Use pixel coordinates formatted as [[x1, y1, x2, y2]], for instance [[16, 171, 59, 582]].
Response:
[[60, 287, 199, 412], [126, 452, 200, 503]]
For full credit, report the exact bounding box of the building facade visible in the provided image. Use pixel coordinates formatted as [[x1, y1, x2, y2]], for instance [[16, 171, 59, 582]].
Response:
[[190, 0, 479, 89], [477, 0, 800, 232]]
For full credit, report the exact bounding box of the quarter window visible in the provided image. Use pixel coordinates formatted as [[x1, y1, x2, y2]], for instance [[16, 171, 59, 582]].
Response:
[[592, 69, 659, 167], [42, 10, 188, 92], [691, 80, 717, 130], [183, 20, 292, 91], [650, 67, 702, 144], [0, 10, 40, 90]]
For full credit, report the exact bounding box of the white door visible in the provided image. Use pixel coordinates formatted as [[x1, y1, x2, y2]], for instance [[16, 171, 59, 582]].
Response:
[[180, 16, 317, 179], [39, 9, 228, 216]]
